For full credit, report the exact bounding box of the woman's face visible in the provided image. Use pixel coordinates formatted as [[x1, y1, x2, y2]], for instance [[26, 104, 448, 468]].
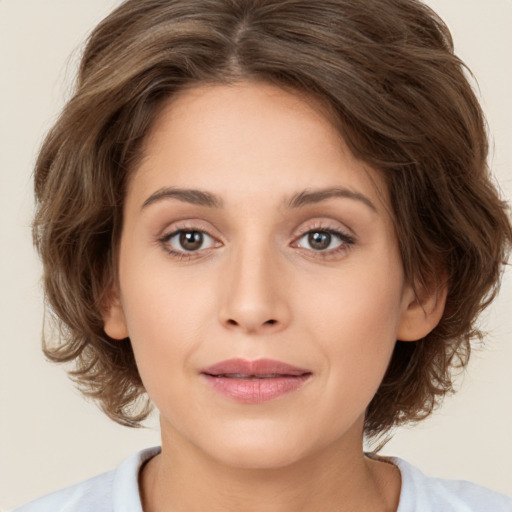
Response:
[[105, 82, 420, 469]]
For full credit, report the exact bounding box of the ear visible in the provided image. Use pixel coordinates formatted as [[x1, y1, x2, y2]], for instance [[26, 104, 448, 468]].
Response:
[[101, 282, 129, 340], [397, 278, 447, 342]]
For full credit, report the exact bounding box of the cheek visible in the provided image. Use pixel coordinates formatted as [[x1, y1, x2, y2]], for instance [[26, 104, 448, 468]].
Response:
[[304, 291, 400, 433], [299, 256, 405, 387], [120, 287, 208, 425], [120, 235, 213, 334], [301, 256, 404, 341], [117, 256, 216, 390]]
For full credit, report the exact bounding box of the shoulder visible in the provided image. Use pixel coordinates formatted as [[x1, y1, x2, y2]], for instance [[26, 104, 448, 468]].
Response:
[[12, 447, 161, 512], [12, 470, 114, 512], [391, 457, 512, 512]]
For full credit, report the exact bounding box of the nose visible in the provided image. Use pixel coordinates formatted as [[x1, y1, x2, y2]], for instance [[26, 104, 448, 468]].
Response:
[[218, 243, 291, 335]]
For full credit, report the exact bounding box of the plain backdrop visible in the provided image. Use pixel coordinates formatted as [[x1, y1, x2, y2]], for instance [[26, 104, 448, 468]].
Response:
[[0, 0, 511, 509]]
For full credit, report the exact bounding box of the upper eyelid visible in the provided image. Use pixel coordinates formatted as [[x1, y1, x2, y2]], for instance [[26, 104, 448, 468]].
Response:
[[294, 220, 355, 239], [159, 220, 220, 239], [159, 218, 354, 238]]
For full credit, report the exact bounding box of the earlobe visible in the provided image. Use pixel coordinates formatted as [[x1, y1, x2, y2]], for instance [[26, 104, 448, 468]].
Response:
[[397, 280, 448, 342], [101, 284, 129, 340]]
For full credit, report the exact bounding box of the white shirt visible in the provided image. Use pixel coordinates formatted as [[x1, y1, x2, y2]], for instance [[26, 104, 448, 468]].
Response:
[[13, 447, 512, 511]]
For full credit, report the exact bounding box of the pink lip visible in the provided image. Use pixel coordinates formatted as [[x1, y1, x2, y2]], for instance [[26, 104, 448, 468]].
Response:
[[200, 358, 312, 404]]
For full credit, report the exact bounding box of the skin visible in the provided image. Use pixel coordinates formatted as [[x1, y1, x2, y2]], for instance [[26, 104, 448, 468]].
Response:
[[103, 81, 445, 512]]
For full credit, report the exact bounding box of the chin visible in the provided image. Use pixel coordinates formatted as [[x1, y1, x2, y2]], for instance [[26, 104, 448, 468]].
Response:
[[214, 443, 309, 471], [200, 422, 319, 471]]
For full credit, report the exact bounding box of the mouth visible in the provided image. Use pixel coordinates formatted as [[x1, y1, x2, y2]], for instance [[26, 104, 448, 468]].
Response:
[[202, 358, 311, 377], [200, 358, 312, 403], [206, 373, 300, 379]]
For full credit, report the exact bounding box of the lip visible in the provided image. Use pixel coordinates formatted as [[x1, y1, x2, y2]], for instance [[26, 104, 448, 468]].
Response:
[[200, 358, 312, 404]]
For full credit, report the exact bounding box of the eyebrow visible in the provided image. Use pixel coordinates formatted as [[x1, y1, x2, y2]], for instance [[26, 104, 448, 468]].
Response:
[[141, 186, 377, 212], [142, 187, 223, 209], [286, 187, 377, 212]]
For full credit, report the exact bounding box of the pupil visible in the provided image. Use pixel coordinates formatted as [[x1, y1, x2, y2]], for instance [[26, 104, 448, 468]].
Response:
[[180, 231, 203, 251], [309, 231, 331, 250]]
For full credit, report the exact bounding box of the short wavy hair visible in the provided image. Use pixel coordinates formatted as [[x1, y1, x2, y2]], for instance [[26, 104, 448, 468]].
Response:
[[33, 0, 511, 436]]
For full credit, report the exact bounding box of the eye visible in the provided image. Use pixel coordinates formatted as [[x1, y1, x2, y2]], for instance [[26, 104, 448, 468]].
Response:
[[295, 229, 354, 252], [161, 229, 217, 253]]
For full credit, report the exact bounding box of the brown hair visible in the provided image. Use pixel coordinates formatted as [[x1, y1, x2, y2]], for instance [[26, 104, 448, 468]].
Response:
[[33, 0, 511, 435]]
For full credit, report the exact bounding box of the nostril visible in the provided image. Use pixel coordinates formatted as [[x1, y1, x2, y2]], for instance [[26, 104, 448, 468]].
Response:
[[223, 317, 281, 331]]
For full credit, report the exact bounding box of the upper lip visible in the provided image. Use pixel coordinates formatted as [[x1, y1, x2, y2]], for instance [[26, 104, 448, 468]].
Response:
[[201, 358, 311, 377]]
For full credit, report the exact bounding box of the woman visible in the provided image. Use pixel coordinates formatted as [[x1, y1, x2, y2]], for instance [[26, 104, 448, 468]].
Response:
[[13, 0, 512, 510]]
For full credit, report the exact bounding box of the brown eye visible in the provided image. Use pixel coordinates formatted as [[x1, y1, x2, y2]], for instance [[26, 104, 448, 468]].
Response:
[[295, 228, 354, 253], [179, 231, 204, 251], [308, 231, 332, 250], [163, 229, 216, 253]]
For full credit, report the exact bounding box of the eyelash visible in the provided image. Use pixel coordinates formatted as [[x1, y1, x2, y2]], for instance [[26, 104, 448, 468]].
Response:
[[293, 224, 355, 259], [158, 223, 355, 261], [158, 227, 219, 261]]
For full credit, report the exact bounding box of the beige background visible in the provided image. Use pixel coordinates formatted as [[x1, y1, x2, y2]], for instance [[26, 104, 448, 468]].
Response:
[[0, 0, 511, 509]]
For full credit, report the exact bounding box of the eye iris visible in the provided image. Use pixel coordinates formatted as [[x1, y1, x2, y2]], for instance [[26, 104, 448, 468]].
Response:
[[308, 231, 331, 250], [179, 231, 203, 251]]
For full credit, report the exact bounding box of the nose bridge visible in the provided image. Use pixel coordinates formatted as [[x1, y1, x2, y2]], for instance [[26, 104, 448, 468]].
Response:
[[218, 232, 290, 334]]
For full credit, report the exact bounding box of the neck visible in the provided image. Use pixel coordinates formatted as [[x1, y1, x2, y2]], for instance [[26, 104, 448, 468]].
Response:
[[139, 423, 401, 512]]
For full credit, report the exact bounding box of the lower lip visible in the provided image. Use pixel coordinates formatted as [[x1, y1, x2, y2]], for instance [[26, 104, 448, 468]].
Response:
[[202, 374, 311, 404]]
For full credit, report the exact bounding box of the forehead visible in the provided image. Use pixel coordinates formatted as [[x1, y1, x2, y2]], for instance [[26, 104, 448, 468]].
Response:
[[127, 81, 390, 214]]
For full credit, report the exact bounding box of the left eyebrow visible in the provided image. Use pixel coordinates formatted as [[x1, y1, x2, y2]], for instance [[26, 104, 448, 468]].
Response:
[[286, 187, 377, 213], [141, 187, 223, 210]]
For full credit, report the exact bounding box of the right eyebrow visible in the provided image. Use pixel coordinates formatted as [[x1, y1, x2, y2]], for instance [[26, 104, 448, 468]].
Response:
[[286, 186, 377, 213], [141, 187, 223, 210]]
